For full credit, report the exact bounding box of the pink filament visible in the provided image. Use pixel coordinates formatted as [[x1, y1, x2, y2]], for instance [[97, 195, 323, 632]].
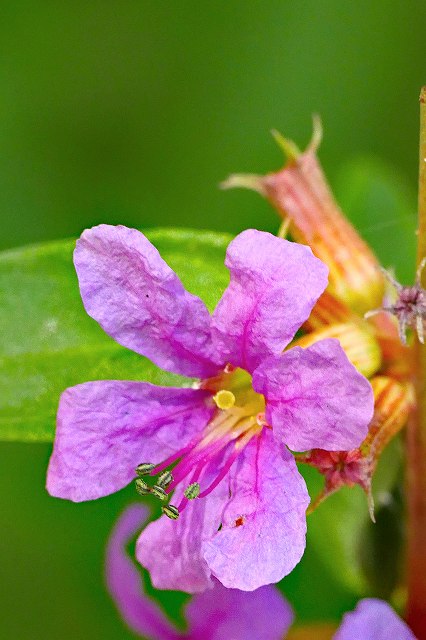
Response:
[[198, 445, 240, 498], [149, 413, 257, 512], [151, 440, 198, 476], [166, 431, 235, 493]]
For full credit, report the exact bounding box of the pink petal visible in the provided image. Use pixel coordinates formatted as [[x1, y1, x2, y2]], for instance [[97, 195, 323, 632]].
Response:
[[186, 579, 294, 640], [105, 505, 182, 640], [74, 225, 219, 378], [253, 339, 374, 451], [47, 381, 213, 501], [203, 429, 309, 591], [107, 506, 294, 640], [211, 230, 328, 372], [136, 465, 228, 594], [334, 599, 416, 640]]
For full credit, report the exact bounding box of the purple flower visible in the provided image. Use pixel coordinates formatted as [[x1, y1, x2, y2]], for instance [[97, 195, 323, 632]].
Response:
[[334, 599, 416, 640], [47, 225, 374, 591], [106, 504, 294, 640], [107, 506, 416, 640]]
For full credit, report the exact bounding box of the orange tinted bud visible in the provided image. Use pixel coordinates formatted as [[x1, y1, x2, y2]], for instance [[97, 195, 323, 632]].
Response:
[[298, 376, 414, 520], [363, 376, 414, 459], [304, 289, 352, 330], [302, 281, 412, 378], [223, 123, 384, 314], [293, 322, 382, 379]]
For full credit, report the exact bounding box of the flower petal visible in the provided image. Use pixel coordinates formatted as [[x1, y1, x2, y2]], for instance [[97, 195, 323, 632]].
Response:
[[105, 504, 181, 640], [211, 229, 328, 372], [74, 225, 218, 377], [47, 381, 213, 501], [333, 599, 416, 640], [253, 339, 374, 451], [136, 467, 228, 594], [186, 579, 294, 640], [203, 429, 309, 591]]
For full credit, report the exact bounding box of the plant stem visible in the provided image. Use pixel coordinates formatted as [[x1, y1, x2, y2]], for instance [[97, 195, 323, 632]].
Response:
[[406, 87, 426, 638]]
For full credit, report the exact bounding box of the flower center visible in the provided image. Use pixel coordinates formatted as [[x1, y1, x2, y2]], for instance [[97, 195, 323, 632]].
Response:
[[135, 367, 266, 519]]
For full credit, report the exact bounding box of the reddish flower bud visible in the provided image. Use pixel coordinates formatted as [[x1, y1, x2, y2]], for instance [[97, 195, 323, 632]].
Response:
[[222, 119, 385, 314]]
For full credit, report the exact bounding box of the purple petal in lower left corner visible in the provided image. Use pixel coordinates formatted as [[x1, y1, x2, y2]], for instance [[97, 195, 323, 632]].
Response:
[[106, 504, 182, 640]]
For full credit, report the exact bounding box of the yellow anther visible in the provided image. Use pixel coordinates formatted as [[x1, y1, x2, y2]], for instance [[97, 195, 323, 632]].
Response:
[[213, 389, 236, 410]]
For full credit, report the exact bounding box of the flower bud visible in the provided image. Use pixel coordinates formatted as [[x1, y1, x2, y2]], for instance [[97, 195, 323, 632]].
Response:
[[293, 322, 382, 379], [222, 120, 385, 314]]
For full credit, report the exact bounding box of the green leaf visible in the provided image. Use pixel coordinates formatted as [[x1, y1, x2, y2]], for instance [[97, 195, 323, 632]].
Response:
[[301, 465, 370, 595], [0, 228, 231, 442]]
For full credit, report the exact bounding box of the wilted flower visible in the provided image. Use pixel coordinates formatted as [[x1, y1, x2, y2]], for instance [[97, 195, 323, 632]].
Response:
[[107, 505, 416, 640], [223, 122, 415, 515], [365, 260, 426, 345], [47, 224, 373, 591]]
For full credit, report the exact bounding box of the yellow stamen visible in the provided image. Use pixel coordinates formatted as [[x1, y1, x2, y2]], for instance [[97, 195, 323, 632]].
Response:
[[213, 389, 236, 410]]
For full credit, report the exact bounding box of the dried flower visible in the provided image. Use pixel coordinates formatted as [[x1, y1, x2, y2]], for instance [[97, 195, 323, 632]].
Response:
[[365, 260, 426, 345]]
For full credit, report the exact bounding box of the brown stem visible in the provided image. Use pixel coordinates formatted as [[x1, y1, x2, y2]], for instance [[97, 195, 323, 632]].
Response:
[[406, 87, 426, 638]]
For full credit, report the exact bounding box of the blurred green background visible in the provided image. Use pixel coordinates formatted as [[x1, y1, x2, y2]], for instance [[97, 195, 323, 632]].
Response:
[[1, 1, 424, 638]]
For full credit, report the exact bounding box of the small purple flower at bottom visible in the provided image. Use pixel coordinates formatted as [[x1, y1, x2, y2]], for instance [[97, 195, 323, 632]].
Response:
[[106, 504, 294, 640], [47, 225, 374, 592], [334, 599, 416, 640], [107, 506, 416, 640]]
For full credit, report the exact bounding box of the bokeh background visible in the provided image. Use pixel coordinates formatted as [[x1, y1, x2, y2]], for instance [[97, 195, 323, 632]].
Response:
[[1, 2, 425, 638]]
